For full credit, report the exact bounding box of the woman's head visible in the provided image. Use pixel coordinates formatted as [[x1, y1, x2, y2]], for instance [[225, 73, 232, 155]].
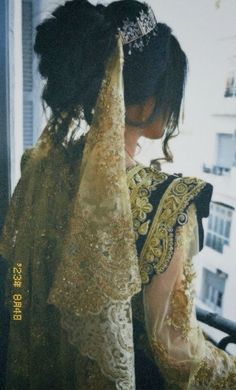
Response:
[[34, 0, 188, 161]]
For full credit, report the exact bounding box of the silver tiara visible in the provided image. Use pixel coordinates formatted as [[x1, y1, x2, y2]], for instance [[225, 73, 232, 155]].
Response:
[[118, 6, 158, 55]]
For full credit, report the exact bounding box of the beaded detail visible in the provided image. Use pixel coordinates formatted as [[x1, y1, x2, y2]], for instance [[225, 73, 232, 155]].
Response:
[[139, 176, 206, 283], [127, 166, 169, 241]]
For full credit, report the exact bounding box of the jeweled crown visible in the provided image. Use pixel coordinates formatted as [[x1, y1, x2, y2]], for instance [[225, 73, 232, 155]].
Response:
[[118, 5, 158, 55]]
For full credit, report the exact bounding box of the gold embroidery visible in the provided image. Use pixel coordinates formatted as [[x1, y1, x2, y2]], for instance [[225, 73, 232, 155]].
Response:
[[127, 167, 169, 241], [140, 177, 206, 283], [192, 341, 236, 389], [165, 288, 190, 338], [47, 38, 142, 315], [145, 201, 236, 389], [44, 37, 145, 390], [150, 337, 192, 390], [165, 204, 197, 340]]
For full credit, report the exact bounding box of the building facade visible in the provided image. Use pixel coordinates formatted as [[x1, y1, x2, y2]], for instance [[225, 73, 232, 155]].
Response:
[[195, 37, 236, 353]]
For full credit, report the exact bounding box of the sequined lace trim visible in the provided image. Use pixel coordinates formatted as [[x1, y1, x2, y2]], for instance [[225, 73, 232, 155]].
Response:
[[139, 176, 206, 283], [127, 166, 169, 242]]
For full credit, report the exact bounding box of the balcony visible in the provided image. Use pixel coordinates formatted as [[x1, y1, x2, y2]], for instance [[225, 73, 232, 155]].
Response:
[[196, 306, 236, 352], [224, 86, 236, 98], [202, 163, 231, 176]]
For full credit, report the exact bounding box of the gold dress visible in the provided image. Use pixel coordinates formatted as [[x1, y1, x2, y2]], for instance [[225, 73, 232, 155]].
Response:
[[1, 152, 236, 389]]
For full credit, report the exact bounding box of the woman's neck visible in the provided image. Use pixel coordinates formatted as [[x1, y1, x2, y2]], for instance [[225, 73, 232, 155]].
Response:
[[124, 125, 142, 158], [124, 125, 142, 168]]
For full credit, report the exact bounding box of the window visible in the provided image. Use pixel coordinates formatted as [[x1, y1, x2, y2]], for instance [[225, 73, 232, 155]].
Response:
[[224, 70, 236, 98], [216, 133, 236, 170], [203, 133, 236, 176], [206, 202, 234, 253], [0, 0, 11, 225], [22, 0, 34, 150], [201, 268, 227, 314]]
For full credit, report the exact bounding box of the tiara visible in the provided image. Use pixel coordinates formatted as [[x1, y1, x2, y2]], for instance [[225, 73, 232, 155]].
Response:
[[118, 6, 158, 55]]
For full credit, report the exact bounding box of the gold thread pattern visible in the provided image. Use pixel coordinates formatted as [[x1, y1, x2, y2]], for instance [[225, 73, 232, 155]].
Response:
[[192, 341, 236, 389], [127, 167, 169, 240], [150, 337, 193, 390], [46, 37, 142, 390], [165, 204, 197, 340], [139, 176, 206, 283], [142, 202, 236, 389]]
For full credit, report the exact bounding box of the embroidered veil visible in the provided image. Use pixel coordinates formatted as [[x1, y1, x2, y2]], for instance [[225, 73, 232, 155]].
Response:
[[46, 35, 142, 389], [0, 34, 142, 389]]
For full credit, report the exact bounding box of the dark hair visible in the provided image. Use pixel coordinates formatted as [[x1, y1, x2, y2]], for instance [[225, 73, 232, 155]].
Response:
[[34, 0, 188, 161]]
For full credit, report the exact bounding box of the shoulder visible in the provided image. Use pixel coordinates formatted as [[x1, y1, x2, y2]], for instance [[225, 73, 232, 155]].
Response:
[[129, 165, 213, 284], [128, 164, 213, 202], [159, 172, 214, 222]]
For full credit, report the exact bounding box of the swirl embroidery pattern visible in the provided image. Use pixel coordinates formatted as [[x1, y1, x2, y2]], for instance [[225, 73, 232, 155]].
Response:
[[139, 177, 206, 283], [127, 166, 169, 240]]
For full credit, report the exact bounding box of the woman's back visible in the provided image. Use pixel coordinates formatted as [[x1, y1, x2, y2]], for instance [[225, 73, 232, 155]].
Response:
[[2, 150, 236, 389]]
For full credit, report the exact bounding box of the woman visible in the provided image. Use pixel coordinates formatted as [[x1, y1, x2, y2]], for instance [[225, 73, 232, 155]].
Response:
[[0, 0, 236, 389]]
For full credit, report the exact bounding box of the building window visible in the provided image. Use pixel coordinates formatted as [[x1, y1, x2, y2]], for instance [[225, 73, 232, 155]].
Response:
[[202, 132, 236, 176], [206, 202, 234, 253], [201, 268, 227, 314], [224, 70, 236, 97], [216, 133, 236, 170]]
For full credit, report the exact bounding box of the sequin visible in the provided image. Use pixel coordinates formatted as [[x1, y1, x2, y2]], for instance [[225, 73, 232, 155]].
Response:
[[140, 176, 207, 280]]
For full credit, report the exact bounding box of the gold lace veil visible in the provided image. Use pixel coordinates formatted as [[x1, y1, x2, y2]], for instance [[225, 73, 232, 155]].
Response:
[[0, 32, 142, 388], [46, 34, 142, 388]]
